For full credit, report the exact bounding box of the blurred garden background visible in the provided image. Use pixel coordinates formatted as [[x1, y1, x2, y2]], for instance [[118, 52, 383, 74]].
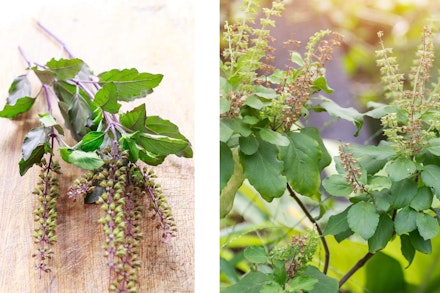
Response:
[[220, 0, 440, 292]]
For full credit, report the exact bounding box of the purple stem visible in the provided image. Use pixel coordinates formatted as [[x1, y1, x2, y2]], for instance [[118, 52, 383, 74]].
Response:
[[18, 46, 32, 68], [36, 21, 75, 58]]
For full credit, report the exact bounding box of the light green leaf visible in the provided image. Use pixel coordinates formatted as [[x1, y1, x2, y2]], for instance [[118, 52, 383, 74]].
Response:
[[94, 83, 121, 114], [365, 102, 398, 119], [221, 272, 272, 293], [279, 132, 321, 197], [220, 120, 234, 143], [220, 97, 230, 114], [46, 58, 84, 80], [59, 148, 104, 170], [385, 157, 417, 181], [252, 85, 277, 99], [0, 75, 35, 118], [421, 165, 440, 199], [312, 76, 333, 94], [134, 132, 188, 156], [323, 207, 351, 236], [39, 113, 64, 135], [394, 207, 417, 235], [243, 246, 268, 264], [290, 51, 304, 66], [347, 201, 380, 240], [286, 276, 318, 292], [220, 148, 244, 218], [416, 212, 439, 240], [120, 104, 147, 132], [427, 137, 440, 156], [240, 139, 286, 202], [323, 174, 352, 197], [80, 131, 105, 152], [0, 97, 36, 118], [368, 214, 394, 252], [98, 68, 163, 101], [302, 266, 339, 293], [244, 96, 265, 110], [239, 135, 259, 155], [121, 134, 140, 162], [259, 128, 289, 146], [301, 127, 331, 170]]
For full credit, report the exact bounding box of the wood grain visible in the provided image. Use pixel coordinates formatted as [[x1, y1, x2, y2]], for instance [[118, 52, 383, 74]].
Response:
[[0, 1, 194, 292]]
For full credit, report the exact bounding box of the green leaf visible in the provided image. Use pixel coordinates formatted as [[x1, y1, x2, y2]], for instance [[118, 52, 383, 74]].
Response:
[[138, 149, 165, 166], [21, 127, 50, 161], [290, 51, 304, 66], [46, 58, 84, 80], [19, 144, 50, 176], [385, 157, 417, 181], [426, 137, 440, 156], [400, 234, 415, 267], [371, 189, 392, 213], [301, 127, 331, 170], [416, 212, 439, 240], [0, 97, 36, 118], [271, 259, 287, 286], [347, 201, 380, 240], [409, 230, 432, 254], [98, 68, 163, 101], [323, 207, 351, 237], [221, 272, 272, 293], [316, 97, 363, 136], [252, 85, 277, 99], [259, 128, 289, 146], [364, 102, 398, 119], [395, 207, 418, 235], [39, 113, 64, 135], [347, 143, 396, 175], [302, 266, 339, 293], [312, 76, 334, 94], [286, 276, 318, 292], [134, 132, 188, 156], [365, 252, 406, 293], [243, 246, 268, 264], [120, 104, 147, 132], [220, 148, 244, 218], [421, 165, 440, 199], [0, 75, 35, 118], [279, 132, 321, 197], [244, 96, 265, 110], [239, 135, 259, 155], [221, 118, 252, 137], [59, 148, 104, 170], [323, 174, 352, 197], [240, 139, 286, 201], [390, 178, 418, 209], [94, 83, 121, 113], [410, 186, 433, 211], [121, 134, 140, 162], [260, 281, 283, 293], [80, 131, 105, 152], [32, 68, 56, 84], [220, 142, 234, 192], [368, 214, 394, 252], [220, 97, 230, 114]]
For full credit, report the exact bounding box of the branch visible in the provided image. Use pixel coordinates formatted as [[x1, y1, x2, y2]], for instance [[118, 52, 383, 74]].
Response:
[[36, 21, 75, 58], [339, 252, 374, 288], [286, 183, 330, 274]]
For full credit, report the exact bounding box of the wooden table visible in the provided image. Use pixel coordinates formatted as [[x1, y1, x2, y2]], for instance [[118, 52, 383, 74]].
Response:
[[0, 1, 194, 292]]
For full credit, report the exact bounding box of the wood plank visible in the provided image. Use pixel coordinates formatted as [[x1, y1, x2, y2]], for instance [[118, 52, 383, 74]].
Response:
[[0, 1, 194, 292]]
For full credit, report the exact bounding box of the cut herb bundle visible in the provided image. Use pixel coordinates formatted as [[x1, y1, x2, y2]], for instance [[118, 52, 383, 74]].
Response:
[[0, 23, 192, 293]]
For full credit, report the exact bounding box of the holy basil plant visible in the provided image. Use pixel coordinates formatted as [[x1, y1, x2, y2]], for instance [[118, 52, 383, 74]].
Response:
[[0, 26, 191, 293]]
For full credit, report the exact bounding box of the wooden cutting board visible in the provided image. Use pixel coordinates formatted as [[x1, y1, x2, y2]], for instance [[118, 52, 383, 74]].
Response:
[[0, 1, 194, 292]]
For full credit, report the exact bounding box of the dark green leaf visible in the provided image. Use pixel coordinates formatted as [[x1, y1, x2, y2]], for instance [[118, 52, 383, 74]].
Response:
[[68, 93, 94, 141], [301, 127, 331, 170], [390, 178, 418, 209], [59, 148, 104, 170], [259, 128, 289, 146], [316, 97, 363, 136], [409, 230, 432, 254], [302, 266, 338, 293], [323, 174, 352, 197], [220, 142, 234, 192], [347, 201, 380, 240], [312, 76, 333, 94], [371, 189, 392, 213], [19, 144, 50, 176], [395, 207, 418, 235], [260, 281, 283, 293], [46, 58, 84, 80], [279, 132, 321, 197], [368, 214, 394, 252], [385, 157, 417, 181], [365, 252, 405, 293], [80, 131, 105, 152], [98, 68, 163, 101], [286, 276, 318, 292], [400, 234, 415, 267], [221, 272, 272, 293], [222, 118, 252, 137], [239, 135, 259, 155], [240, 139, 286, 201], [271, 259, 287, 286], [416, 212, 439, 240], [243, 246, 268, 264], [21, 127, 50, 161], [94, 83, 121, 113], [323, 207, 350, 236], [120, 104, 147, 132], [32, 68, 56, 84], [0, 97, 36, 118], [410, 186, 433, 211]]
